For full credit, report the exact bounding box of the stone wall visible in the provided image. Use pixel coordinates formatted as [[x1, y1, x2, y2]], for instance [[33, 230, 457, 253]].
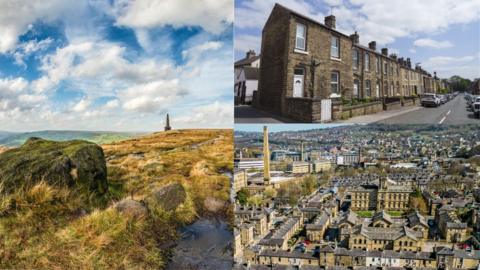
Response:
[[284, 97, 324, 122], [384, 97, 402, 110], [257, 5, 290, 114], [338, 101, 383, 120]]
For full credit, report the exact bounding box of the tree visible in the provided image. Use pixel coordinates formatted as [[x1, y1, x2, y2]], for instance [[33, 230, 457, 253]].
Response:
[[301, 175, 317, 195], [264, 186, 277, 199], [247, 194, 264, 207], [449, 75, 472, 92], [236, 188, 250, 205]]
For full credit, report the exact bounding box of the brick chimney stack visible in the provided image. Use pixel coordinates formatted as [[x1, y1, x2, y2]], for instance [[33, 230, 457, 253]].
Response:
[[350, 31, 359, 44], [325, 15, 336, 29], [381, 48, 388, 56], [246, 50, 256, 59], [406, 58, 411, 68], [368, 41, 376, 51]]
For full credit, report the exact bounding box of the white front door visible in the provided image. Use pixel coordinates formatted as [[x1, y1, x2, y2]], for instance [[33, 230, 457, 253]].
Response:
[[293, 74, 304, 97], [353, 80, 359, 97]]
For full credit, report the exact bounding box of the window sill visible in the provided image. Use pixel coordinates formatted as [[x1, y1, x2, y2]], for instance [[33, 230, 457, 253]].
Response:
[[294, 49, 309, 55], [330, 57, 341, 62], [329, 93, 341, 98]]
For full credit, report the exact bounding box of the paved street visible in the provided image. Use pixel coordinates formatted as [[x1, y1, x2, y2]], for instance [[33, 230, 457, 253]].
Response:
[[378, 94, 479, 125], [235, 94, 479, 124], [234, 105, 298, 123]]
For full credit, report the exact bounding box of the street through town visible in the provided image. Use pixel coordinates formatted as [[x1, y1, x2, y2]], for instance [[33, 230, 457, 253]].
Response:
[[378, 94, 479, 125]]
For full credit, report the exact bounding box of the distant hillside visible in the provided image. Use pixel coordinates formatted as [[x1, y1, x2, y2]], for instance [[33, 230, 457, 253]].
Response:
[[0, 130, 142, 147]]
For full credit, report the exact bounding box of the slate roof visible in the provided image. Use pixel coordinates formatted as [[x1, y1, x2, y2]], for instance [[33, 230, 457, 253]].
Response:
[[372, 210, 393, 225], [406, 211, 428, 228], [234, 55, 260, 68], [352, 224, 421, 241]]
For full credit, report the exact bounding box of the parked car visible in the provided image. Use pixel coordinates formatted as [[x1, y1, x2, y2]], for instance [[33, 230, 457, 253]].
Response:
[[472, 96, 480, 118], [421, 93, 441, 107], [438, 94, 447, 104]]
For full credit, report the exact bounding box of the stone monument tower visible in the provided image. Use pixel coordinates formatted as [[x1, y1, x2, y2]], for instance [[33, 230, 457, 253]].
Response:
[[164, 114, 172, 131]]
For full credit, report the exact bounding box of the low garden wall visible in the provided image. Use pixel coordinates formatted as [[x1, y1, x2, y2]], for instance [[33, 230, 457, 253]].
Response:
[[337, 101, 383, 120], [284, 97, 322, 122]]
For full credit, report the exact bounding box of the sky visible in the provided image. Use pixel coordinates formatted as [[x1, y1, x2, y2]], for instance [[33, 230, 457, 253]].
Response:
[[235, 0, 480, 80], [235, 123, 357, 132], [0, 0, 233, 132]]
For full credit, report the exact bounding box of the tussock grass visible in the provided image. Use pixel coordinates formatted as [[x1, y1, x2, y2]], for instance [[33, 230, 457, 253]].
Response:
[[0, 129, 233, 268]]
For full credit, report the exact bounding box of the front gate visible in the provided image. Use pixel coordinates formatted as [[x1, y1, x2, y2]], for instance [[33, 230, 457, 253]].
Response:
[[321, 99, 332, 122]]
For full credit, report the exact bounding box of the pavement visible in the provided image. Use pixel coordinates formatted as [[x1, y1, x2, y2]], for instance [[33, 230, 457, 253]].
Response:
[[234, 105, 299, 123], [338, 105, 422, 124], [234, 94, 479, 124]]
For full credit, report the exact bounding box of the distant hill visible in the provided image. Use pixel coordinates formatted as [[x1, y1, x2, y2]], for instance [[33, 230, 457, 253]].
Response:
[[0, 130, 143, 147]]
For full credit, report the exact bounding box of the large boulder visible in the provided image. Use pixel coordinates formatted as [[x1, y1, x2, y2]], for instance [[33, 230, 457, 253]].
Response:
[[144, 183, 186, 211], [0, 137, 108, 195]]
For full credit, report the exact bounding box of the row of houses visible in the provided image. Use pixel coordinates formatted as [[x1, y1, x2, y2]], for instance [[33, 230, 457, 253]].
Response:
[[236, 3, 449, 122], [254, 246, 480, 269]]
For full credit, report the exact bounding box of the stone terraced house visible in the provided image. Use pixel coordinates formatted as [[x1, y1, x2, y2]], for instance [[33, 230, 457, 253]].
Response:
[[255, 3, 438, 122]]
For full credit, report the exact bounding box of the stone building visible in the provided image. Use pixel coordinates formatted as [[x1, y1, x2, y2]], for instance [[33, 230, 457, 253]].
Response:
[[306, 211, 330, 242], [349, 177, 412, 211], [348, 223, 422, 252], [436, 205, 468, 243], [255, 3, 435, 122], [233, 169, 247, 193], [287, 161, 310, 173], [376, 177, 411, 211]]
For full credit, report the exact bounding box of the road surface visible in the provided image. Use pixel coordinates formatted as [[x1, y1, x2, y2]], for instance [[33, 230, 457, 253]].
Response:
[[378, 94, 479, 125]]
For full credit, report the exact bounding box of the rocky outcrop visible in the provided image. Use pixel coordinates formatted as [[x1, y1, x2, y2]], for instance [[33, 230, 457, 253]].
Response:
[[144, 183, 186, 211], [0, 137, 108, 195], [114, 198, 147, 218]]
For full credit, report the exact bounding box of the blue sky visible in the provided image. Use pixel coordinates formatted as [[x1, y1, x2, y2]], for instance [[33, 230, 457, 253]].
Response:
[[235, 0, 480, 80], [0, 0, 233, 132]]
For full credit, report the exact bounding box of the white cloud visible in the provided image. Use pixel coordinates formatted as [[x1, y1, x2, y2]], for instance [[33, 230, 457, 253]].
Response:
[[422, 55, 479, 79], [236, 0, 325, 29], [12, 38, 54, 68], [104, 99, 119, 110], [32, 41, 176, 96], [175, 101, 233, 128], [0, 0, 86, 53], [0, 77, 45, 113], [120, 79, 187, 113], [111, 0, 233, 34], [71, 98, 91, 112], [413, 38, 453, 49], [236, 0, 480, 47], [235, 34, 261, 56], [345, 0, 480, 45]]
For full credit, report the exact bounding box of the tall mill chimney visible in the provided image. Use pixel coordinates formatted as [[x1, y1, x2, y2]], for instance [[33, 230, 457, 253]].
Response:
[[164, 114, 172, 131], [325, 15, 336, 29], [263, 126, 270, 185]]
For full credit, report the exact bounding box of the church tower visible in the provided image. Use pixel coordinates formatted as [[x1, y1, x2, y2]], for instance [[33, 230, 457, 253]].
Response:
[[164, 114, 172, 131], [263, 126, 270, 185]]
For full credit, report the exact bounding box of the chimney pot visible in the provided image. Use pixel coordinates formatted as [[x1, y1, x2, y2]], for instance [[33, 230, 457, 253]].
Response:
[[350, 31, 359, 44], [381, 48, 388, 56], [368, 41, 376, 51], [246, 50, 256, 59], [325, 15, 336, 29]]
